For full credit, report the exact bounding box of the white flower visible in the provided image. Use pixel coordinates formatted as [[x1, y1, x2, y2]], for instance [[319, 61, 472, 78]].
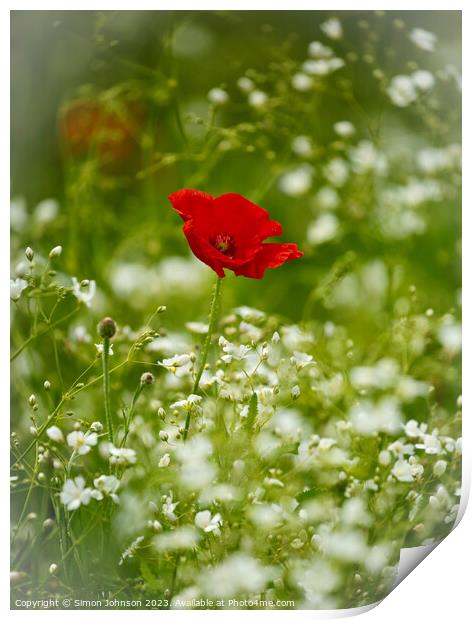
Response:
[[302, 58, 344, 75], [200, 553, 277, 598], [317, 186, 340, 209], [46, 426, 64, 443], [324, 158, 349, 186], [416, 434, 442, 455], [437, 322, 461, 354], [195, 510, 223, 534], [158, 353, 192, 373], [379, 450, 392, 466], [411, 69, 435, 91], [349, 140, 387, 175], [403, 419, 427, 438], [162, 492, 179, 522], [433, 460, 448, 477], [334, 121, 355, 137], [70, 325, 92, 343], [218, 336, 251, 362], [109, 445, 137, 466], [237, 76, 254, 92], [34, 198, 59, 224], [185, 321, 208, 334], [387, 75, 417, 107], [308, 213, 339, 245], [93, 474, 120, 503], [71, 277, 96, 307], [292, 72, 313, 91], [308, 41, 333, 58], [409, 28, 437, 52], [291, 135, 313, 158], [10, 278, 28, 301], [60, 477, 93, 511], [95, 343, 114, 356], [158, 453, 171, 468], [290, 351, 314, 370], [66, 431, 98, 455], [208, 87, 229, 105], [170, 394, 202, 411], [248, 90, 268, 108], [320, 17, 343, 40], [392, 459, 424, 483], [154, 526, 199, 551], [278, 165, 313, 196]]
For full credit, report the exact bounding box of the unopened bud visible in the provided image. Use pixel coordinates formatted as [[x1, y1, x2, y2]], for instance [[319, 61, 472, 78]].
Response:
[[98, 317, 117, 339], [157, 305, 167, 313], [159, 430, 169, 442], [49, 245, 62, 259], [49, 563, 58, 575], [25, 247, 34, 262], [43, 380, 51, 391], [90, 421, 103, 433], [28, 394, 36, 407], [140, 372, 155, 385]]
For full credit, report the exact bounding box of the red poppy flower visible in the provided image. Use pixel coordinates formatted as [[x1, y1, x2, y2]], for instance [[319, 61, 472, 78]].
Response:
[[169, 189, 303, 279]]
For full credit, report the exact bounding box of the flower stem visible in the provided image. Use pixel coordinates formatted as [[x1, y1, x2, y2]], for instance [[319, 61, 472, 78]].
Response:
[[102, 337, 114, 444], [183, 275, 222, 441]]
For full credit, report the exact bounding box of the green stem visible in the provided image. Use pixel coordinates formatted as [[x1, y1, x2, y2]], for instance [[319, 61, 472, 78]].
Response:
[[183, 275, 222, 441], [102, 337, 114, 444]]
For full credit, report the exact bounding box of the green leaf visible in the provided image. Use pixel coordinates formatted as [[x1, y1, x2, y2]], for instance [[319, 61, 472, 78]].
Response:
[[245, 392, 258, 431]]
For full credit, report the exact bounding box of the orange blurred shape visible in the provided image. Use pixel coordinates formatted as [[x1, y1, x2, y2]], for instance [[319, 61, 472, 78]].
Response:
[[60, 98, 145, 171]]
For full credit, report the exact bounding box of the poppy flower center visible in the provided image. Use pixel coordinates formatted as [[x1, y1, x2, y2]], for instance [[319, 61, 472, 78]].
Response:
[[210, 233, 236, 257]]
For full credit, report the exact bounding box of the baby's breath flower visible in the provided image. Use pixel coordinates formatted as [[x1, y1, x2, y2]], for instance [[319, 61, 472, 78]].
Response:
[[66, 431, 98, 455], [46, 426, 64, 443], [208, 87, 229, 105], [158, 453, 171, 468], [95, 343, 114, 357], [109, 445, 137, 466], [60, 477, 93, 511], [248, 90, 268, 108], [195, 510, 222, 534], [93, 474, 120, 503], [290, 351, 314, 370], [292, 72, 313, 91], [237, 76, 254, 92], [409, 27, 437, 52], [320, 17, 343, 40], [10, 278, 28, 301], [72, 277, 96, 307]]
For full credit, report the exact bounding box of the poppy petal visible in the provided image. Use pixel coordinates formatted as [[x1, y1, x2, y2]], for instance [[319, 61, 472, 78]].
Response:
[[169, 189, 214, 222], [233, 243, 304, 279]]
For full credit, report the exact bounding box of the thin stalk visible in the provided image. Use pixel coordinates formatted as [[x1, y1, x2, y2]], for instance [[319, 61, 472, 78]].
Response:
[[102, 337, 114, 444], [183, 276, 222, 441]]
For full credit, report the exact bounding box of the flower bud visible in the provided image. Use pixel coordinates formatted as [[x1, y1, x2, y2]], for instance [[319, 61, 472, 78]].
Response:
[[98, 317, 117, 339], [49, 563, 58, 575], [28, 394, 37, 407], [140, 372, 155, 385], [157, 305, 167, 313], [157, 407, 166, 420], [159, 430, 169, 442], [25, 247, 34, 261], [43, 518, 55, 529], [49, 245, 63, 258], [43, 380, 51, 391], [90, 421, 103, 433]]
